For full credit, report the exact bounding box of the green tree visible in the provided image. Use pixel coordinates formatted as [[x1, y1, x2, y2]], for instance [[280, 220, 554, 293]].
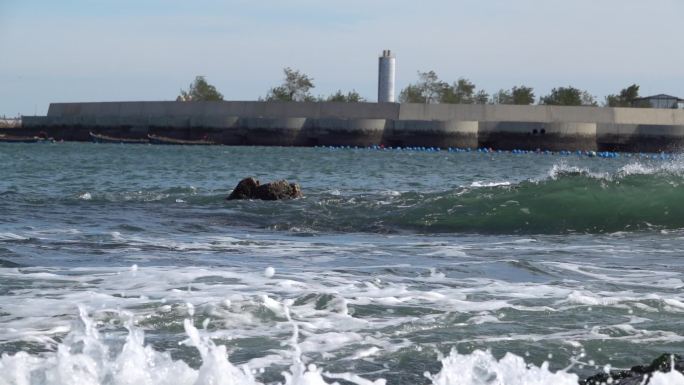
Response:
[[399, 72, 487, 104], [326, 90, 365, 102], [511, 86, 535, 105], [540, 86, 597, 106], [492, 89, 513, 105], [398, 71, 444, 103], [399, 84, 427, 103], [492, 86, 535, 105], [604, 94, 622, 107], [400, 70, 459, 103], [177, 76, 223, 101], [439, 78, 477, 104], [581, 92, 597, 106], [265, 67, 315, 102], [418, 71, 445, 103], [473, 89, 490, 104], [604, 84, 647, 107]]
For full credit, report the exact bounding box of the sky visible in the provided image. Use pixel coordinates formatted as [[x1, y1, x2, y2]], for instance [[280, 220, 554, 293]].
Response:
[[1, 0, 684, 116]]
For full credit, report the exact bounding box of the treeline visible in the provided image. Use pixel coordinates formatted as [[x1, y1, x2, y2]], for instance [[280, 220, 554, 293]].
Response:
[[398, 70, 647, 107], [176, 69, 364, 103], [262, 68, 364, 102], [176, 69, 650, 107]]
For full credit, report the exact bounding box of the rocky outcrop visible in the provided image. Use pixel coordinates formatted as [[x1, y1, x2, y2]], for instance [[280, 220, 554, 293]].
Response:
[[580, 354, 683, 385], [226, 177, 302, 201], [226, 177, 260, 200]]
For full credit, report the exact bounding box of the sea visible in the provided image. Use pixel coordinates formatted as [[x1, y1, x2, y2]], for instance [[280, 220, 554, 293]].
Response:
[[0, 143, 683, 385]]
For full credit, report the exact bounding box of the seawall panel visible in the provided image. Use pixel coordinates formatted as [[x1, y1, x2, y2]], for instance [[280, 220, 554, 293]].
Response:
[[190, 116, 239, 129], [597, 124, 684, 152], [612, 108, 684, 125], [398, 104, 486, 121], [306, 118, 386, 146], [387, 120, 478, 148], [479, 122, 597, 151], [240, 117, 307, 146]]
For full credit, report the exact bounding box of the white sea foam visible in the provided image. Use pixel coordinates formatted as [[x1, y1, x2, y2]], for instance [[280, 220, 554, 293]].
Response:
[[618, 157, 684, 178], [470, 181, 511, 187], [566, 290, 620, 306], [2, 231, 684, 384], [545, 157, 684, 184], [0, 307, 607, 385], [0, 232, 28, 241], [663, 298, 684, 311], [425, 349, 578, 385], [2, 259, 683, 351], [651, 370, 684, 385], [547, 162, 607, 181], [546, 261, 683, 289], [423, 246, 468, 258], [618, 162, 659, 176]]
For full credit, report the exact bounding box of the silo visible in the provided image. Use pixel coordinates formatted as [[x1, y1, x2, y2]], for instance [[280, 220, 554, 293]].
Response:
[[378, 50, 396, 103]]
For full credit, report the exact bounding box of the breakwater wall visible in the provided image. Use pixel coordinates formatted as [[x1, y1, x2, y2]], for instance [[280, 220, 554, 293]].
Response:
[[16, 101, 684, 152]]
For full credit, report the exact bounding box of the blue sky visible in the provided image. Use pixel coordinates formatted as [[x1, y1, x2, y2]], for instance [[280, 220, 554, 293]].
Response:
[[1, 0, 683, 116]]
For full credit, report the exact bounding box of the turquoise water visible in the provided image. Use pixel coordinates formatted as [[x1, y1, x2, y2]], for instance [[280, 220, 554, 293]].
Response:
[[0, 143, 683, 384]]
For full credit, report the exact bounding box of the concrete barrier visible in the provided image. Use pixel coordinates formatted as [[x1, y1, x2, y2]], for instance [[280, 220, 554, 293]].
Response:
[[240, 117, 306, 146], [13, 101, 684, 151], [480, 122, 597, 151], [387, 120, 478, 148], [190, 115, 239, 129], [598, 124, 684, 152], [305, 118, 387, 146]]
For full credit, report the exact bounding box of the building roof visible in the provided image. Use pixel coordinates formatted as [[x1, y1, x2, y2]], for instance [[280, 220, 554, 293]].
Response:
[[634, 94, 684, 101]]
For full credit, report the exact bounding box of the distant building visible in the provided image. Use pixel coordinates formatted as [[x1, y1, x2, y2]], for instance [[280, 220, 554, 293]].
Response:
[[632, 94, 684, 109], [378, 50, 396, 103]]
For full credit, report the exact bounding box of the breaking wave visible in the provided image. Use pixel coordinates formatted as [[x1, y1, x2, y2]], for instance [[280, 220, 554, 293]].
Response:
[[0, 307, 582, 385], [218, 161, 684, 234], [6, 160, 684, 234]]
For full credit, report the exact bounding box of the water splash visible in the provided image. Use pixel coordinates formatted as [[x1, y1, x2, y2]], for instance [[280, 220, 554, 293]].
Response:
[[650, 371, 684, 385], [425, 349, 578, 385], [0, 305, 602, 385], [0, 306, 196, 385], [183, 318, 258, 385]]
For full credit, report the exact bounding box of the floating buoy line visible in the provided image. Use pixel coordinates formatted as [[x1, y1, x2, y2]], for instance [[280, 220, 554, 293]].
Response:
[[316, 145, 677, 160]]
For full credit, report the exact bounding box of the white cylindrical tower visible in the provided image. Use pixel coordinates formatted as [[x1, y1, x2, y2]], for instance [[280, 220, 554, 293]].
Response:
[[378, 50, 396, 103]]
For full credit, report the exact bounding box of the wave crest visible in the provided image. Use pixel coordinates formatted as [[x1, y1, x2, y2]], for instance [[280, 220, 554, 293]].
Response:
[[7, 160, 684, 235], [0, 307, 582, 385]]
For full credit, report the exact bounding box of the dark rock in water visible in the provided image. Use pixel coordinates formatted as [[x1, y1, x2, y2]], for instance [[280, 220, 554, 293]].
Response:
[[254, 180, 302, 200], [226, 177, 260, 200], [580, 354, 683, 385], [227, 178, 302, 201]]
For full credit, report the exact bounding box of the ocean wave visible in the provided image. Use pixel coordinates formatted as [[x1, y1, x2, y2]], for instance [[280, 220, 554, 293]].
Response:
[[6, 160, 684, 234], [216, 166, 684, 234], [406, 170, 684, 234], [0, 307, 581, 385]]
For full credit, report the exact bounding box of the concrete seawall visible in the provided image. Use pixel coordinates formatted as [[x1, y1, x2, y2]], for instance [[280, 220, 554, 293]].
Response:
[[15, 101, 684, 152]]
